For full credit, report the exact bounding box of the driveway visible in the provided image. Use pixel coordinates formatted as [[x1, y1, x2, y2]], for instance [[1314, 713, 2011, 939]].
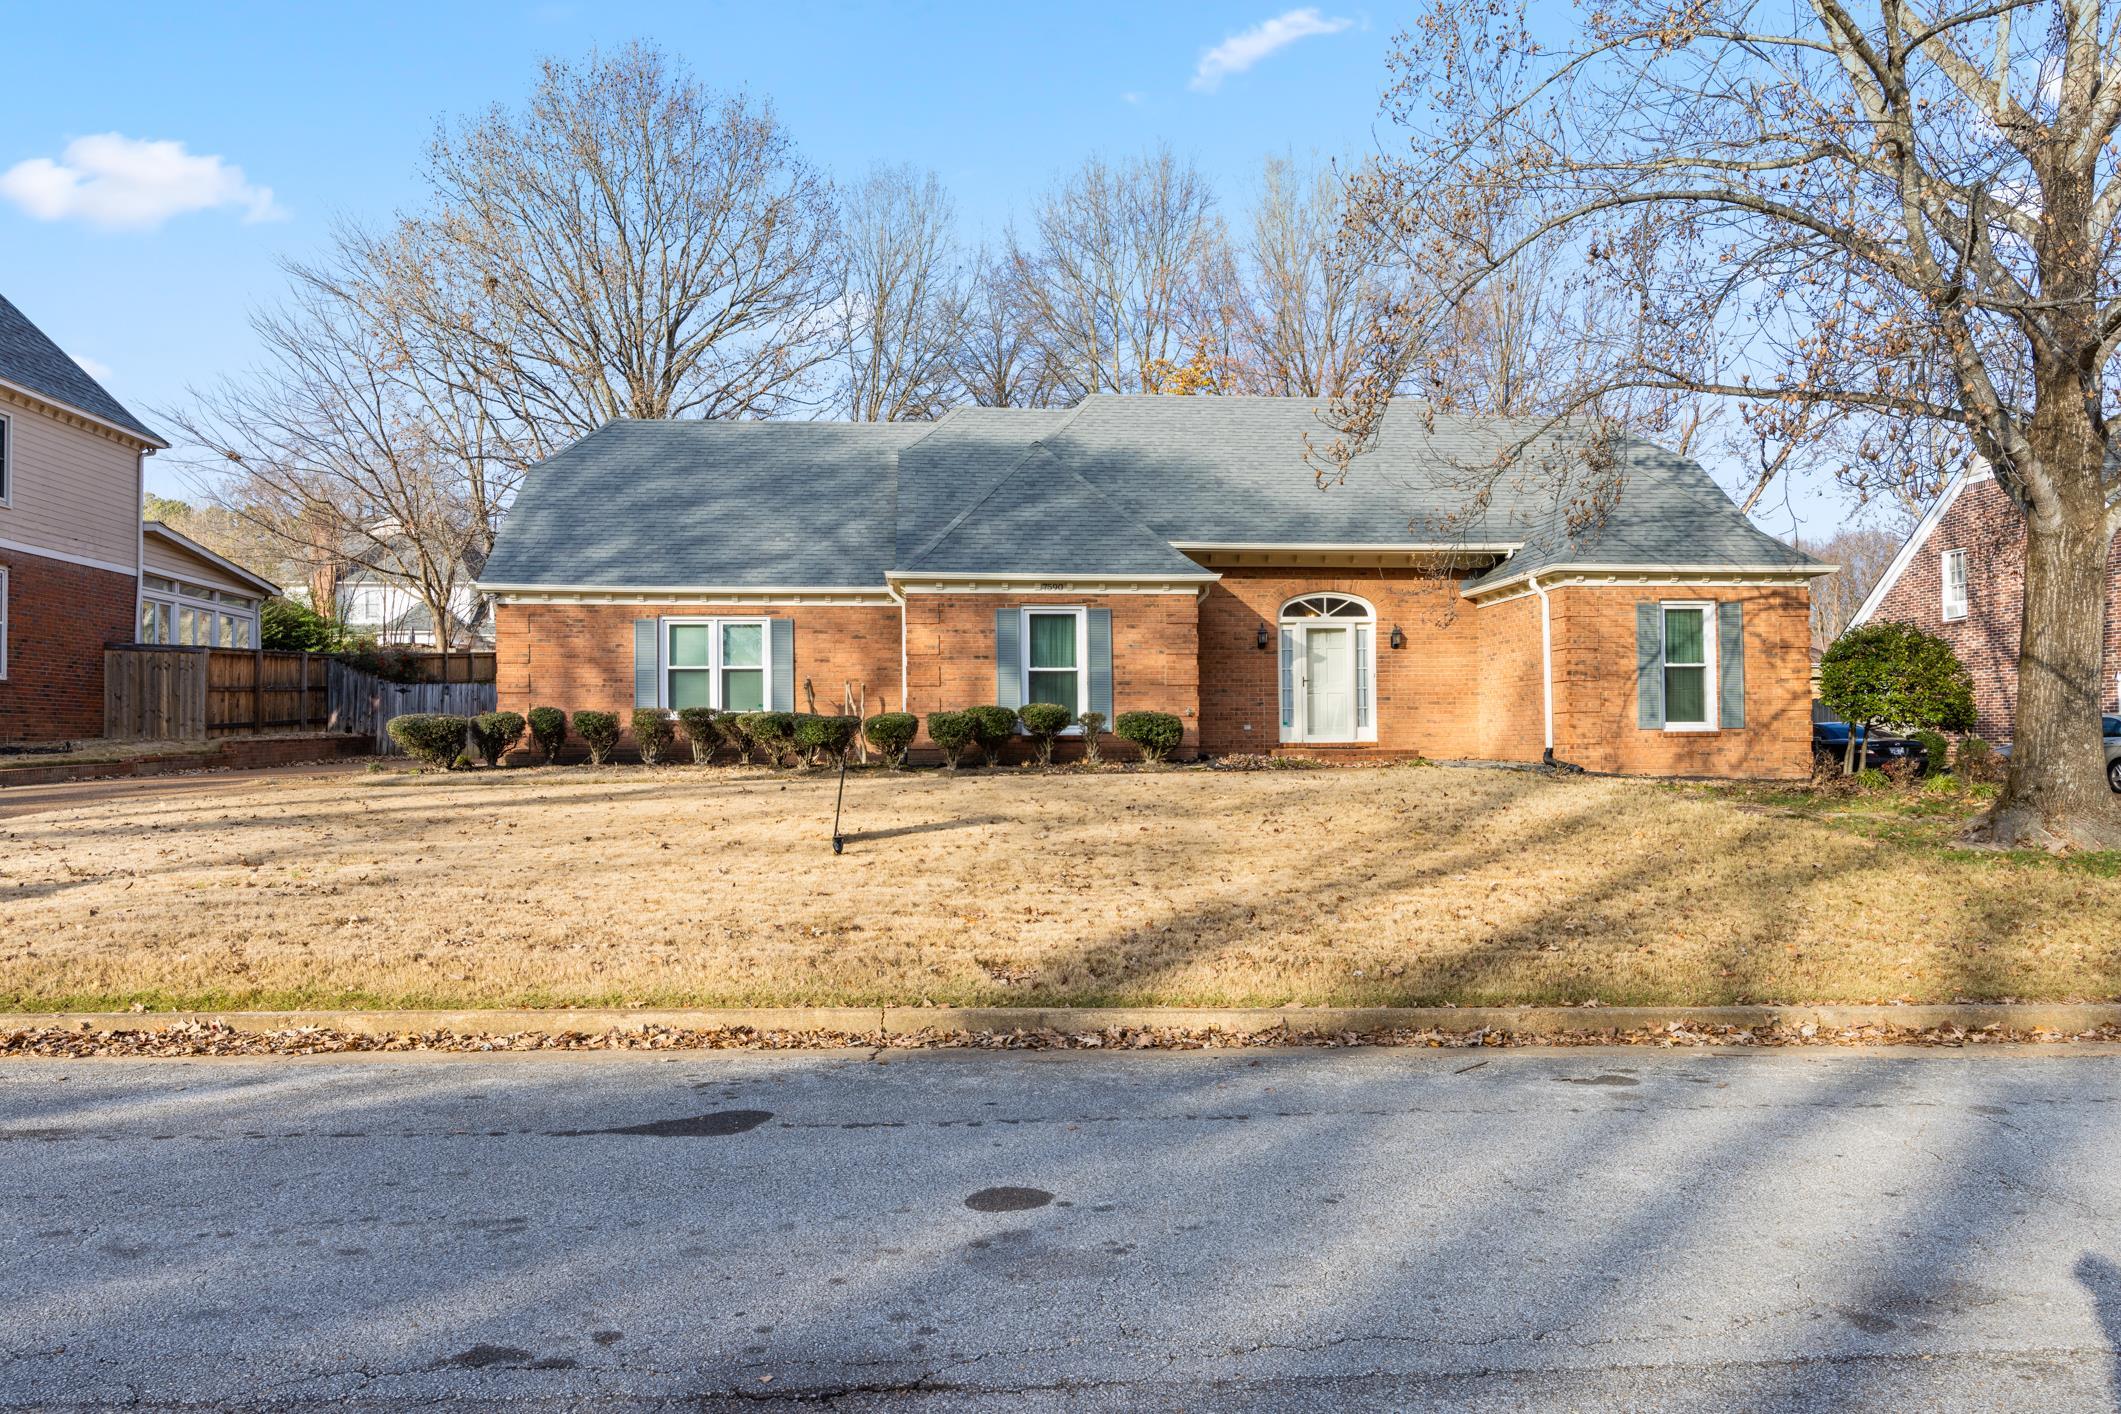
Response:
[[4, 1048, 2119, 1410]]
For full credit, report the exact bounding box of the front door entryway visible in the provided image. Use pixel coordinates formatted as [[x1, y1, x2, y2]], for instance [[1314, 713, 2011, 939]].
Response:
[[1278, 594, 1376, 743]]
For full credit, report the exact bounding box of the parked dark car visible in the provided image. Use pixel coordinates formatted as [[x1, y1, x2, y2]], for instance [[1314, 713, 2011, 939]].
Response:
[[2107, 716, 2120, 791], [1811, 713, 1929, 772]]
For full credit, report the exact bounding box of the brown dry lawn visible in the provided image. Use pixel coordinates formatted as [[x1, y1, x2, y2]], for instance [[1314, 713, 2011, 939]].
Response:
[[2, 761, 2117, 1012]]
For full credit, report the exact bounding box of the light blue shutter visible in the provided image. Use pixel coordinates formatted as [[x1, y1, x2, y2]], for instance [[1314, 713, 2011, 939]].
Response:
[[1087, 608, 1113, 721], [1279, 628, 1296, 731], [994, 609, 1021, 710], [1635, 603, 1664, 729], [1718, 600, 1746, 729], [770, 618, 795, 711], [633, 620, 659, 708]]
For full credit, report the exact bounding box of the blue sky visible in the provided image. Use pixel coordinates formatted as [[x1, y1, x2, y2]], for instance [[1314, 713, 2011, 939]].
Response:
[[1, 1, 1855, 537]]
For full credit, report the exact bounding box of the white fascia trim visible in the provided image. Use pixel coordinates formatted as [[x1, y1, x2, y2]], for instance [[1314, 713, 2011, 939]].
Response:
[[0, 534, 140, 578], [891, 572, 1218, 595], [481, 583, 897, 606], [142, 522, 282, 597], [1465, 562, 1836, 603], [0, 375, 168, 449], [1847, 463, 1992, 630], [1169, 540, 1520, 553]]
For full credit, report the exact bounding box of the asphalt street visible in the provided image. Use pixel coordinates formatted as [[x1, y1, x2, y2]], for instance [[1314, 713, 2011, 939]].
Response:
[[4, 1046, 2121, 1410]]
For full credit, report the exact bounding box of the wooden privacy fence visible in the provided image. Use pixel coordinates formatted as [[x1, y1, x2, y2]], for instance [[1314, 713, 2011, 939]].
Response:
[[106, 646, 498, 744], [326, 661, 498, 755], [106, 647, 332, 740]]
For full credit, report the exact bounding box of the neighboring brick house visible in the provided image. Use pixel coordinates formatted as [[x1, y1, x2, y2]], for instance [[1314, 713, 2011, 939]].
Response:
[[482, 397, 1829, 777], [0, 295, 169, 742], [1851, 465, 2121, 744]]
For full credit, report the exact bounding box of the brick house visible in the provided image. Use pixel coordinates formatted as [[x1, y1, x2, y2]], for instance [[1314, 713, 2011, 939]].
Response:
[[482, 397, 1830, 777], [1851, 464, 2121, 744], [0, 295, 169, 742]]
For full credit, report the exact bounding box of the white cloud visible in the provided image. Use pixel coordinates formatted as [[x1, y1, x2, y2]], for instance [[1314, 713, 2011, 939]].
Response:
[[1191, 8, 1352, 92], [0, 133, 285, 231]]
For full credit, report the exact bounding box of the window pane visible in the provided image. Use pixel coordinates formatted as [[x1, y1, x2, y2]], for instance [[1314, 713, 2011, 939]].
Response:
[[669, 668, 712, 709], [1664, 607, 1704, 665], [139, 599, 157, 642], [1028, 613, 1076, 669], [1666, 664, 1708, 724], [722, 622, 763, 668], [1027, 669, 1078, 716], [669, 624, 712, 667], [722, 667, 764, 712], [177, 605, 197, 645], [231, 616, 253, 650]]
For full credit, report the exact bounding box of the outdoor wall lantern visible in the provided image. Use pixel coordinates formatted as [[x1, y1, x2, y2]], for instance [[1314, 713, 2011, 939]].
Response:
[[1257, 623, 1271, 650], [1390, 625, 1405, 649]]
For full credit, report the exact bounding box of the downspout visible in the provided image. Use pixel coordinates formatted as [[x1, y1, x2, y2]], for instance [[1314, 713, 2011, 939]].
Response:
[[887, 579, 907, 712], [1531, 573, 1578, 771]]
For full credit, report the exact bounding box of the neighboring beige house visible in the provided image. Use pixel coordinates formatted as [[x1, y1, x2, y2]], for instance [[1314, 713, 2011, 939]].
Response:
[[138, 521, 280, 650], [0, 294, 168, 741]]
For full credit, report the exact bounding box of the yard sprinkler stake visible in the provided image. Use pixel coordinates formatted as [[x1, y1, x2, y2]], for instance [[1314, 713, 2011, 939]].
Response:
[[831, 753, 848, 855]]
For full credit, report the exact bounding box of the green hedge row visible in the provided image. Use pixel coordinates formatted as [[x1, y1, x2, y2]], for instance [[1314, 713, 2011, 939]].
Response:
[[390, 703, 1185, 771]]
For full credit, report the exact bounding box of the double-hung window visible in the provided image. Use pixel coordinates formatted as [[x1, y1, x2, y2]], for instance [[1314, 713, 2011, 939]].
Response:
[[1022, 608, 1085, 717], [1661, 603, 1715, 731], [1940, 549, 1969, 621], [663, 617, 767, 712]]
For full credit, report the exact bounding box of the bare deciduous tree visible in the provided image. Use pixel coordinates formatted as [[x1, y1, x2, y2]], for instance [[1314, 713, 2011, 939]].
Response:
[[1339, 0, 2121, 847], [1007, 147, 1238, 399], [955, 251, 1057, 407], [1238, 155, 1385, 397], [1799, 524, 1910, 654], [411, 42, 842, 432], [837, 166, 968, 421]]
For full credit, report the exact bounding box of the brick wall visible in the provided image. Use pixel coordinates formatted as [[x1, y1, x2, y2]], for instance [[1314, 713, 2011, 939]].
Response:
[[1549, 584, 1814, 779], [1197, 568, 1544, 759], [494, 602, 903, 743], [902, 591, 1200, 758], [0, 550, 137, 742], [1868, 476, 2121, 741]]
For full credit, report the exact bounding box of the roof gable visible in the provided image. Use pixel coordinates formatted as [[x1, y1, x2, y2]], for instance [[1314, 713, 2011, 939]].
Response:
[[899, 445, 1208, 578], [0, 294, 164, 445]]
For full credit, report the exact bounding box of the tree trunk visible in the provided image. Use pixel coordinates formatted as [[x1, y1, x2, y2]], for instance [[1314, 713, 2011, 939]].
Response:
[[1981, 423, 2121, 849]]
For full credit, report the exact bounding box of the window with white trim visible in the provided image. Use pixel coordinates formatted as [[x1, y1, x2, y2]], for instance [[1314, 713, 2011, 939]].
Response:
[[1022, 607, 1086, 717], [1940, 548, 1969, 621], [1661, 602, 1716, 731], [663, 617, 768, 712], [137, 577, 259, 648]]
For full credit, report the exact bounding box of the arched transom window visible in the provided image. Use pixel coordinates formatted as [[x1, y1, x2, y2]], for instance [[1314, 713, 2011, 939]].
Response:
[[1280, 593, 1373, 621], [1276, 595, 1377, 743]]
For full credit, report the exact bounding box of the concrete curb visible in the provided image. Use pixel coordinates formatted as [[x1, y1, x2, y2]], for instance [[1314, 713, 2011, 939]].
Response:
[[9, 1002, 2121, 1039]]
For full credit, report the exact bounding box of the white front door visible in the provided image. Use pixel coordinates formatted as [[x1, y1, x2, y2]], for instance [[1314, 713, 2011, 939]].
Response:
[[1303, 626, 1353, 740]]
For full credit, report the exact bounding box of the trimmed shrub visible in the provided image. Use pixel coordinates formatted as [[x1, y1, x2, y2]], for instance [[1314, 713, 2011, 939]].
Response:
[[926, 711, 975, 769], [1907, 728, 1950, 777], [527, 706, 567, 762], [794, 713, 860, 764], [863, 712, 918, 768], [737, 711, 798, 766], [1018, 702, 1074, 766], [387, 713, 471, 769], [472, 711, 526, 768], [632, 708, 675, 765], [1075, 711, 1105, 766], [676, 707, 722, 763], [1819, 622, 1976, 774], [573, 710, 621, 766], [966, 705, 1018, 767], [1115, 710, 1184, 764]]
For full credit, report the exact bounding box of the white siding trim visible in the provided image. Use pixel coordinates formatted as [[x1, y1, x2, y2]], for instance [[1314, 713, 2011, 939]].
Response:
[[0, 409, 12, 508], [0, 534, 139, 578]]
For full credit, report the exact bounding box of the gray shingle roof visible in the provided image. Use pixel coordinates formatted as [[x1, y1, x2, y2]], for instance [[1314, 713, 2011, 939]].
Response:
[[0, 294, 164, 445], [481, 420, 927, 588], [483, 397, 1824, 590]]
